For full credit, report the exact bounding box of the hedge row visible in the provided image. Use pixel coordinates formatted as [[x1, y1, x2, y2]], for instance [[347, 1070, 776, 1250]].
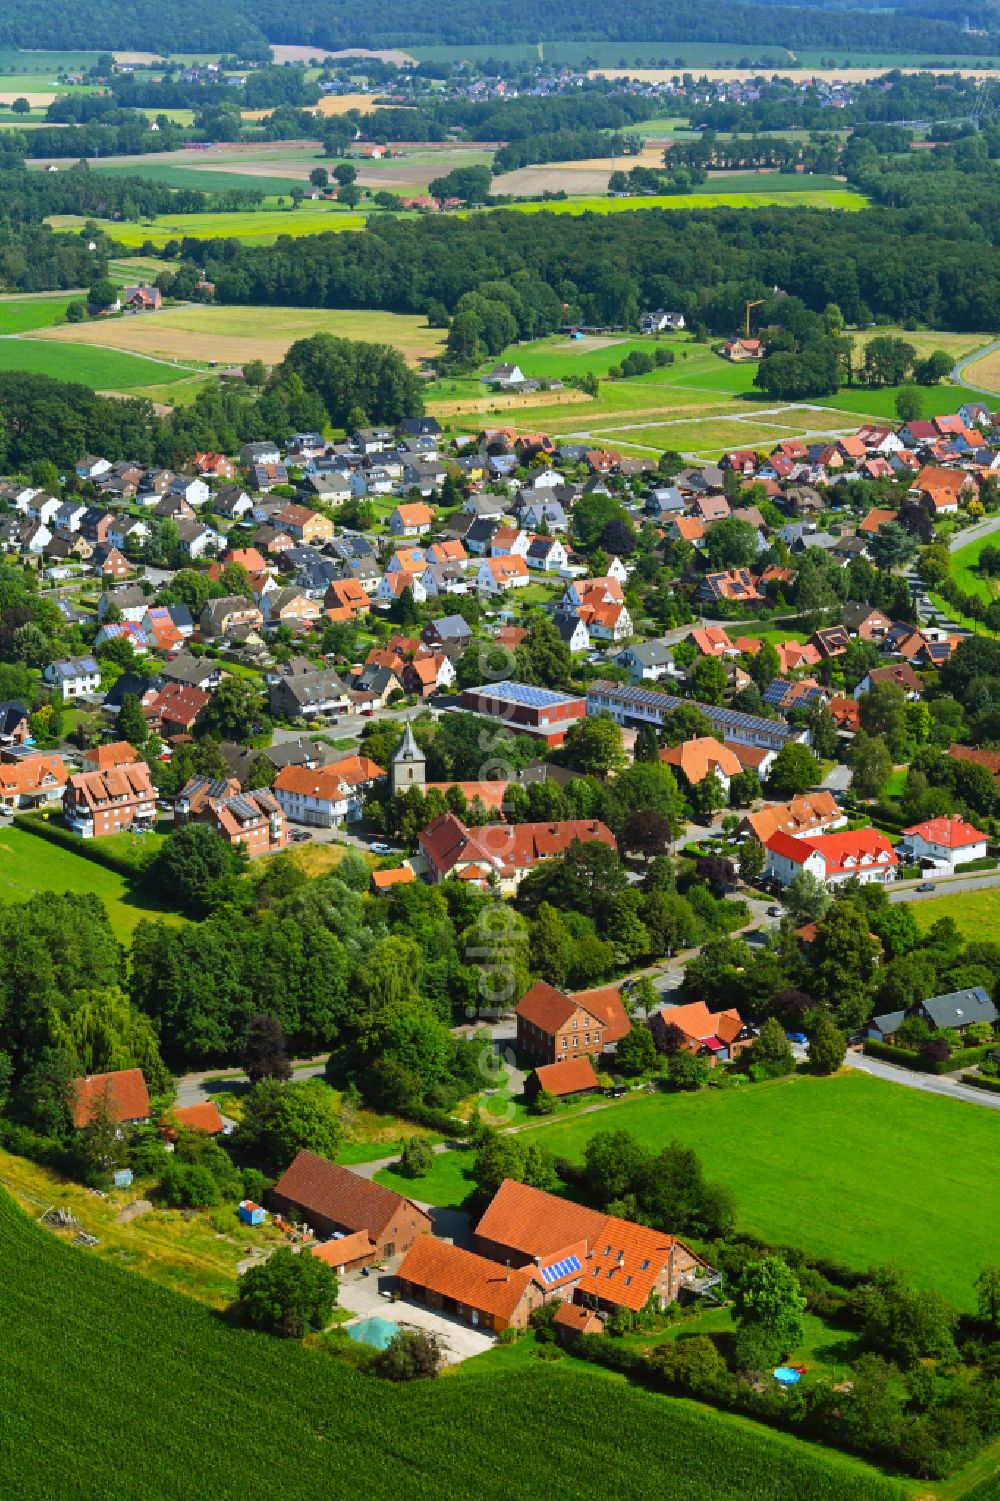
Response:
[[864, 1038, 998, 1075], [961, 1072, 1000, 1094], [955, 857, 998, 874], [12, 813, 147, 879]]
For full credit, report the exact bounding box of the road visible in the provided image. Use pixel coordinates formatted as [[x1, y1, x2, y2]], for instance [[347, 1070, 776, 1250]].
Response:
[[173, 1057, 326, 1112], [889, 869, 1000, 905], [949, 340, 1000, 393], [844, 1047, 1000, 1111]]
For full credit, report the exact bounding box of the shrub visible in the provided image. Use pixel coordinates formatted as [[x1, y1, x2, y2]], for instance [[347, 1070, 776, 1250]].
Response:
[[238, 1245, 337, 1339], [395, 1136, 434, 1178], [372, 1328, 443, 1382]]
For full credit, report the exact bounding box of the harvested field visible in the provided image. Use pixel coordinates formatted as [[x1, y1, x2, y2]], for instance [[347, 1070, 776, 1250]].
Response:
[[34, 304, 446, 366], [946, 347, 1000, 392], [269, 44, 416, 65]]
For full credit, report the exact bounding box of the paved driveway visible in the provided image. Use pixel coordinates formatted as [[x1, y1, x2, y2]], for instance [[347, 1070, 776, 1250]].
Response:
[[338, 1266, 495, 1363]]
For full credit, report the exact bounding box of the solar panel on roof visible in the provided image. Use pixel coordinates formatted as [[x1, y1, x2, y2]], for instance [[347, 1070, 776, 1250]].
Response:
[[540, 1254, 582, 1285]]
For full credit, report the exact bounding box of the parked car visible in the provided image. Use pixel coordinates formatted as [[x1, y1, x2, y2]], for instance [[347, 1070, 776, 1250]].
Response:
[[767, 904, 782, 917], [785, 1032, 808, 1045], [369, 841, 393, 855]]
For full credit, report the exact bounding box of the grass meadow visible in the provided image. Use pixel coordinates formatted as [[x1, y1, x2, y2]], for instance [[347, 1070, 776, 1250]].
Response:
[[376, 1071, 1000, 1308], [910, 883, 1000, 941], [0, 824, 183, 941], [46, 204, 367, 246]]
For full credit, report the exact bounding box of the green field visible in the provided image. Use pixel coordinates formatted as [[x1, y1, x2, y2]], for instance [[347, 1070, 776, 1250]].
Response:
[[47, 204, 368, 246], [0, 824, 183, 941], [0, 1186, 911, 1501], [501, 188, 868, 214], [948, 532, 1000, 604], [0, 294, 75, 333], [911, 884, 1000, 941], [377, 1072, 1000, 1307], [92, 162, 308, 196], [0, 335, 191, 390]]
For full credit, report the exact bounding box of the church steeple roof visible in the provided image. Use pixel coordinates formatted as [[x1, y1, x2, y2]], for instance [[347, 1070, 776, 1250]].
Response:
[[394, 722, 425, 763]]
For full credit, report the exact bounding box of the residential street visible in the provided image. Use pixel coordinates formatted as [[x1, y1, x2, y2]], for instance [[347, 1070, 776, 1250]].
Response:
[[844, 1047, 1000, 1111]]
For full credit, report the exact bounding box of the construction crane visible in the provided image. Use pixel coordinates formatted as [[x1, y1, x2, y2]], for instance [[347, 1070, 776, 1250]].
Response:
[[745, 299, 764, 339]]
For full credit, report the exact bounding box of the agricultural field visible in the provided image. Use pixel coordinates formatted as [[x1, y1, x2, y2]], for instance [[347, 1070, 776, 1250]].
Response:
[[93, 162, 309, 196], [376, 1071, 1000, 1308], [0, 293, 77, 333], [0, 824, 183, 942], [0, 1188, 910, 1501], [46, 204, 367, 247], [35, 305, 446, 368], [501, 187, 868, 213], [956, 345, 1000, 395], [0, 336, 192, 392]]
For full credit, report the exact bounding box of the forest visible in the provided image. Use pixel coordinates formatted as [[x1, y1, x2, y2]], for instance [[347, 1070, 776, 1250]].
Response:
[[0, 0, 990, 57]]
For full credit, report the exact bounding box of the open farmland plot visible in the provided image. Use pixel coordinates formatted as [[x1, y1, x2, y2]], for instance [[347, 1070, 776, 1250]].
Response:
[[0, 336, 191, 391], [497, 188, 868, 213], [0, 1188, 910, 1501], [954, 345, 1000, 394], [46, 205, 367, 246], [35, 304, 446, 367], [910, 884, 1000, 940]]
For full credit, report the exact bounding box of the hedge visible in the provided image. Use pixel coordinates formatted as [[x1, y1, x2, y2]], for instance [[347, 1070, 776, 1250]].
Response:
[[961, 1072, 1000, 1094], [12, 813, 147, 878], [864, 1038, 999, 1075], [955, 857, 998, 874]]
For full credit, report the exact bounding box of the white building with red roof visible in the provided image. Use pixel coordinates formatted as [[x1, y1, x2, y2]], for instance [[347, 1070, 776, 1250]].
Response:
[[765, 827, 899, 889], [899, 815, 987, 873]]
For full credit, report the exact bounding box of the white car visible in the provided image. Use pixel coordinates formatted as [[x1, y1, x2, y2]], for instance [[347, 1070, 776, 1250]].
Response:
[[369, 841, 393, 855]]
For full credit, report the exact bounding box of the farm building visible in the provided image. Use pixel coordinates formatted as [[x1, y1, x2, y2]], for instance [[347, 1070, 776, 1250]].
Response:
[[269, 1151, 431, 1256]]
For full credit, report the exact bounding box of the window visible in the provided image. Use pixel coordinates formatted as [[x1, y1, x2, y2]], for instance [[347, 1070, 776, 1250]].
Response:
[[572, 1018, 578, 1028]]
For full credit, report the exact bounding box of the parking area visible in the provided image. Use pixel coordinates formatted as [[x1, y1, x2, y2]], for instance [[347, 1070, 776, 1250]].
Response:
[[337, 1267, 496, 1364]]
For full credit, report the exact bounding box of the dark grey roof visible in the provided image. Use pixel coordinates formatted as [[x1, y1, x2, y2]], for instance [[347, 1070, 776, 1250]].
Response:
[[921, 987, 998, 1031], [870, 1010, 906, 1037], [0, 701, 29, 736]]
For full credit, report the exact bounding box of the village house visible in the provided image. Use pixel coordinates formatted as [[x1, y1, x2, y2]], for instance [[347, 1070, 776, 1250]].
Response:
[[515, 979, 630, 1064], [269, 1151, 431, 1255], [0, 701, 30, 745], [418, 812, 617, 893], [390, 502, 435, 537], [0, 753, 68, 812], [473, 1179, 712, 1317], [526, 1056, 601, 1104], [649, 1000, 755, 1067], [271, 504, 334, 546], [397, 1237, 545, 1333], [273, 755, 385, 827], [765, 827, 899, 888], [175, 776, 287, 857], [740, 790, 845, 845], [268, 668, 350, 721], [899, 814, 988, 873], [200, 596, 264, 639], [70, 1068, 150, 1129], [42, 656, 100, 699], [659, 736, 743, 799], [82, 742, 139, 774], [63, 761, 157, 838]]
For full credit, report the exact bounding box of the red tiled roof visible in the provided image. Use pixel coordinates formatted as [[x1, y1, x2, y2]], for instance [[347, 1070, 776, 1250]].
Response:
[[398, 1235, 540, 1319], [310, 1231, 376, 1266], [534, 1057, 599, 1097], [903, 814, 986, 849], [570, 985, 630, 1044], [372, 866, 416, 890], [171, 1102, 224, 1134], [70, 1069, 149, 1128], [419, 812, 616, 880], [272, 1150, 428, 1238]]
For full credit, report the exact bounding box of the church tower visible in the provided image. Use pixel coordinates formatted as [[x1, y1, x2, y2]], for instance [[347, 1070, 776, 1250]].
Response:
[[391, 722, 426, 795]]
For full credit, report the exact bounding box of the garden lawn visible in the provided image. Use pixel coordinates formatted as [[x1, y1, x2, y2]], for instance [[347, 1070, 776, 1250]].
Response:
[[910, 884, 1000, 942], [377, 1072, 1000, 1308], [0, 824, 184, 941]]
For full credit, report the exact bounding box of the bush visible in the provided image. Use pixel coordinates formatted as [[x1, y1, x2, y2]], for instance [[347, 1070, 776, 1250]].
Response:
[[159, 1161, 220, 1208], [864, 1039, 997, 1075], [954, 857, 996, 873], [238, 1245, 337, 1339], [395, 1136, 434, 1178], [372, 1328, 443, 1381], [962, 1072, 1000, 1094]]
